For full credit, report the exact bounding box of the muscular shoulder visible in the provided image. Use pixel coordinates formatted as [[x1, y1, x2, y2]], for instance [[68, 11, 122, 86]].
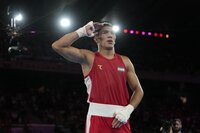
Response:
[[120, 55, 135, 71], [120, 55, 131, 65], [120, 55, 129, 61]]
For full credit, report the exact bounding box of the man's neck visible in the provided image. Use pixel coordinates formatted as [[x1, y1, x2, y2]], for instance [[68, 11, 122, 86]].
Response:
[[98, 49, 115, 59]]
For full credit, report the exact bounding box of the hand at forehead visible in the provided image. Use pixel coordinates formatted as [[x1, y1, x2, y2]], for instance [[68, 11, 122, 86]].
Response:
[[93, 22, 105, 31]]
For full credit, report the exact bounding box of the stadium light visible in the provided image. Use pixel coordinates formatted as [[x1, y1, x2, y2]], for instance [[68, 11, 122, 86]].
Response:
[[135, 30, 139, 35], [60, 18, 71, 28], [14, 13, 23, 21], [123, 29, 128, 33], [147, 32, 152, 36], [112, 25, 120, 33], [166, 34, 169, 38], [122, 27, 170, 40], [130, 30, 134, 34], [141, 31, 146, 35]]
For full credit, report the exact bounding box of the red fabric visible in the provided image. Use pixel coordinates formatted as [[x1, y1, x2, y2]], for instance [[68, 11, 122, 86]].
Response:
[[85, 115, 132, 133], [85, 52, 129, 106]]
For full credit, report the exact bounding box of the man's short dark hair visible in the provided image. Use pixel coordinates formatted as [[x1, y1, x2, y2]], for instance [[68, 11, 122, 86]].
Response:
[[95, 22, 113, 33]]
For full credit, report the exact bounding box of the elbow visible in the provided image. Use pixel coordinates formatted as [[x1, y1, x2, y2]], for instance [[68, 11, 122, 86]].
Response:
[[141, 89, 144, 97], [135, 86, 144, 98], [52, 41, 61, 52], [140, 87, 144, 98], [52, 41, 58, 51], [132, 86, 144, 99]]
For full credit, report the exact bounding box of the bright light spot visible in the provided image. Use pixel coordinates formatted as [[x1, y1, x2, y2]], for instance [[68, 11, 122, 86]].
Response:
[[30, 30, 36, 34], [14, 14, 23, 21], [141, 31, 146, 35], [112, 25, 120, 33], [166, 34, 169, 38], [60, 18, 71, 27], [148, 32, 152, 36], [135, 30, 139, 35], [130, 30, 134, 34], [123, 29, 128, 33], [154, 33, 158, 37], [180, 96, 187, 104]]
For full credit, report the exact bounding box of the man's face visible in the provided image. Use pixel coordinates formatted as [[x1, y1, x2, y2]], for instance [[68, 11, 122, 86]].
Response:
[[172, 120, 182, 132], [95, 26, 116, 49]]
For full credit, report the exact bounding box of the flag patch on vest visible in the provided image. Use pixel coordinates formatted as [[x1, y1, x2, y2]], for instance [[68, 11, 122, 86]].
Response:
[[117, 67, 125, 72]]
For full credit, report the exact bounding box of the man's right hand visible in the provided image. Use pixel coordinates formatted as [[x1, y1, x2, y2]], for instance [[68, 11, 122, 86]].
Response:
[[76, 21, 104, 38], [112, 104, 134, 128]]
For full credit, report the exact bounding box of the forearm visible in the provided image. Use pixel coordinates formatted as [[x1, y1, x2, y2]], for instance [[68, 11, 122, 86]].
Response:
[[129, 87, 144, 109], [112, 87, 144, 125], [52, 32, 79, 49], [52, 21, 95, 50]]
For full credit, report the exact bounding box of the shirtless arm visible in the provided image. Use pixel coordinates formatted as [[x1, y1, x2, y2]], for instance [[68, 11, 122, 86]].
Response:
[[52, 21, 103, 75], [52, 31, 91, 64], [124, 56, 144, 108], [52, 21, 95, 64], [112, 56, 144, 128]]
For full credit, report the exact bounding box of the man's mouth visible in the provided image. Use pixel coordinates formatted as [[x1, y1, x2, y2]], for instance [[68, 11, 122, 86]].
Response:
[[107, 40, 113, 43]]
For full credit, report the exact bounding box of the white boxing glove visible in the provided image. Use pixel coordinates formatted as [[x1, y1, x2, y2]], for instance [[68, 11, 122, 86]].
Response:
[[114, 104, 134, 123], [75, 21, 95, 38]]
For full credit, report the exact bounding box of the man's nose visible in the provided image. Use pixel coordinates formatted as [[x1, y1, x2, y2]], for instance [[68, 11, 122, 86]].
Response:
[[107, 33, 113, 38], [107, 35, 112, 38]]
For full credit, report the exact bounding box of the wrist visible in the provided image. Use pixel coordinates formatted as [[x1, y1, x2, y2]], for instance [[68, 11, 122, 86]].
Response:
[[126, 104, 134, 114], [75, 21, 95, 38], [114, 104, 135, 123], [75, 26, 87, 38]]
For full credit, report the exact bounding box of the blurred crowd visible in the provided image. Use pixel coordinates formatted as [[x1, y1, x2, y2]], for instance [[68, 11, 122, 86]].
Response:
[[0, 75, 199, 133]]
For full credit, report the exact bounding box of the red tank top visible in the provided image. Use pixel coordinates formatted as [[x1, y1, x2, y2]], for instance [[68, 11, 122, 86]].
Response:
[[84, 52, 130, 106]]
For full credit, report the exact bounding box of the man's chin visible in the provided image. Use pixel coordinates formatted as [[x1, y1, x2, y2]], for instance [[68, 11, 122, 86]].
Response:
[[105, 46, 114, 50]]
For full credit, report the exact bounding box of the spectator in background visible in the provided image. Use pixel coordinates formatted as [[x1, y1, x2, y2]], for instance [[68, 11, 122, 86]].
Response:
[[159, 120, 173, 133], [172, 118, 182, 133]]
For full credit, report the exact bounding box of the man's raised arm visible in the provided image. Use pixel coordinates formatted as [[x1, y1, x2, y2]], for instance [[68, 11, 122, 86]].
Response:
[[52, 21, 99, 63]]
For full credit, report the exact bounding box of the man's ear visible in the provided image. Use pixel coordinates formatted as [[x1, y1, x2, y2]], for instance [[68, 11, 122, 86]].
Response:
[[93, 35, 100, 43]]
